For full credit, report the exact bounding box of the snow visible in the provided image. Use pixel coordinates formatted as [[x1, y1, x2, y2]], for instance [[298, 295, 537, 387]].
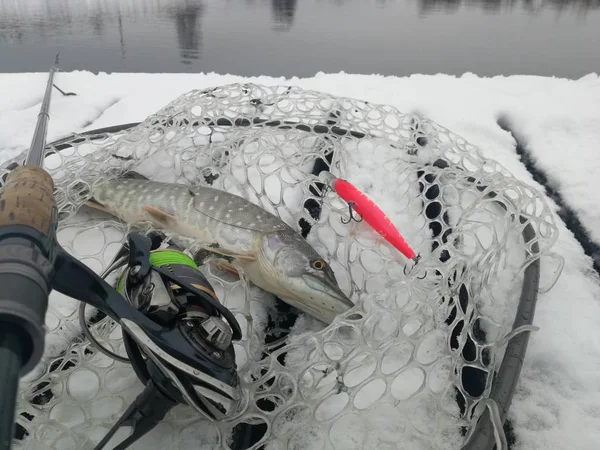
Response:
[[2, 71, 600, 450]]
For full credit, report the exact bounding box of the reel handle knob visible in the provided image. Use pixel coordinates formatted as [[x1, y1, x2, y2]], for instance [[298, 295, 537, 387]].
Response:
[[198, 316, 234, 350]]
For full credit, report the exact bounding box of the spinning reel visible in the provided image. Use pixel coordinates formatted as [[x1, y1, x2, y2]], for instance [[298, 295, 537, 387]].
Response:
[[80, 232, 243, 449]]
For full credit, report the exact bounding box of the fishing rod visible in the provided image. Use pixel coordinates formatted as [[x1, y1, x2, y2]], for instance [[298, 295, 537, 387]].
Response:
[[0, 55, 61, 450], [0, 59, 243, 450]]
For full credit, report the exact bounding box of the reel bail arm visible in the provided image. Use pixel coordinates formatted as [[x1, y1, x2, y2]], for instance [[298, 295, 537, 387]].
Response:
[[127, 232, 153, 285]]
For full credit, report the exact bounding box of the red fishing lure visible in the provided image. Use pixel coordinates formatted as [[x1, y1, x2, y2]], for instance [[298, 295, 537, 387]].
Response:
[[322, 173, 418, 261]]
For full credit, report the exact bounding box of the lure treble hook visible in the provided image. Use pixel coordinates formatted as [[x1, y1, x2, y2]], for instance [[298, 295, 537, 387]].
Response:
[[315, 178, 361, 224], [319, 172, 418, 262], [341, 201, 363, 224], [403, 254, 426, 279]]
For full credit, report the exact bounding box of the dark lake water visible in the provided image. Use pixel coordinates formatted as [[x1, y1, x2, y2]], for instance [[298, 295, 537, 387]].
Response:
[[0, 0, 598, 78]]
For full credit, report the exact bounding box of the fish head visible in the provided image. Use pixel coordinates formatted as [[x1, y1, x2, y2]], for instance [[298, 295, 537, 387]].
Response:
[[259, 232, 354, 323]]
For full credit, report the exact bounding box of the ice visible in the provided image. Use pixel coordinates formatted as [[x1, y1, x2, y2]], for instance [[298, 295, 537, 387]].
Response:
[[1, 71, 600, 450]]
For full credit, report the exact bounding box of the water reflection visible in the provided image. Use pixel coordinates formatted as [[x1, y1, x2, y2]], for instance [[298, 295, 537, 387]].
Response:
[[117, 12, 126, 61], [0, 0, 598, 76], [0, 23, 21, 45], [271, 0, 298, 31], [539, 0, 600, 13], [170, 3, 204, 64], [89, 13, 105, 37], [418, 0, 600, 14]]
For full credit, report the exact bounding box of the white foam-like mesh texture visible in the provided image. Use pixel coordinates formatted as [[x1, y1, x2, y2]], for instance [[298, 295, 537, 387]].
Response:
[[1, 84, 559, 450]]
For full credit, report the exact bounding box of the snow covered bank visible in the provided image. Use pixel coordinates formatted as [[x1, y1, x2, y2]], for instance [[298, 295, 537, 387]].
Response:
[[1, 71, 600, 450]]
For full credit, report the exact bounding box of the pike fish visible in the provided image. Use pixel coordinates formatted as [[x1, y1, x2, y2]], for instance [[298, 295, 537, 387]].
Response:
[[88, 174, 354, 324]]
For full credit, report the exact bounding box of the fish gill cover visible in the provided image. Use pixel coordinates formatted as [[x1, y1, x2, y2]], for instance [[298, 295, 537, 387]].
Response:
[[1, 83, 561, 450]]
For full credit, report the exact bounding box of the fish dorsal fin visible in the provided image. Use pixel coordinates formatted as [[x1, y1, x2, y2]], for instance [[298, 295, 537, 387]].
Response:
[[188, 186, 290, 233]]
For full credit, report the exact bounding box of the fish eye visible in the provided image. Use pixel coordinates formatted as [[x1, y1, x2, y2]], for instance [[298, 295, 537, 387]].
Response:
[[311, 259, 326, 270]]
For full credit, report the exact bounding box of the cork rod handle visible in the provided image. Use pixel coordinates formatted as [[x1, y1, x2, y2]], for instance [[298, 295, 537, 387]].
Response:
[[0, 166, 56, 235]]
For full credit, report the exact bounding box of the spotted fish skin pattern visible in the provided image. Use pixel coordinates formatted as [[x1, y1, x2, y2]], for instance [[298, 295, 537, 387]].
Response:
[[90, 178, 353, 324]]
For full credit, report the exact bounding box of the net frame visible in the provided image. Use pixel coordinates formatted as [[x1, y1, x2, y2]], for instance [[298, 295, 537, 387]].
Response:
[[0, 83, 560, 450]]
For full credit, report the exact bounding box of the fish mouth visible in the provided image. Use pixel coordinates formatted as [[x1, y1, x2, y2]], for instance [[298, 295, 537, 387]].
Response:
[[302, 275, 354, 309]]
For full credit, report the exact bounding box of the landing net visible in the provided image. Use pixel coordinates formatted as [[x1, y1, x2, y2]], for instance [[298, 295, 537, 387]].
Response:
[[1, 83, 560, 450]]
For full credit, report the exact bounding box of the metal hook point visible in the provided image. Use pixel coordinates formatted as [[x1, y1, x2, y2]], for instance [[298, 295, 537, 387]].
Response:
[[403, 262, 412, 277]]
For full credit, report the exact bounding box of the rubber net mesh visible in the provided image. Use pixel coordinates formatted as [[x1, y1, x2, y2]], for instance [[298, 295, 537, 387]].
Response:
[[1, 83, 560, 450]]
